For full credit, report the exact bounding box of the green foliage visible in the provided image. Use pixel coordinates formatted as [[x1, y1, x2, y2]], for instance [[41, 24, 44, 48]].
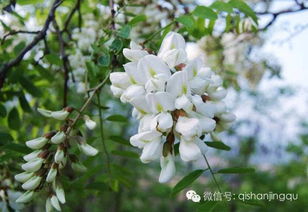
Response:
[[171, 169, 208, 196]]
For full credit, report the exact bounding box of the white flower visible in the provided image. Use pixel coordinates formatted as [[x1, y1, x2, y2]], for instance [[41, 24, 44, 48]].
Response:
[[146, 92, 175, 113], [124, 61, 147, 85], [38, 108, 71, 120], [15, 172, 34, 183], [160, 48, 187, 68], [109, 72, 131, 97], [130, 130, 162, 149], [220, 112, 236, 123], [54, 148, 65, 164], [55, 184, 66, 204], [23, 150, 42, 161], [158, 32, 186, 57], [16, 191, 34, 203], [84, 115, 97, 130], [21, 158, 44, 172], [130, 96, 152, 115], [51, 131, 66, 144], [140, 138, 163, 163], [120, 84, 145, 103], [209, 88, 227, 100], [46, 198, 53, 212], [22, 176, 42, 190], [50, 195, 61, 211], [123, 41, 148, 61], [46, 167, 57, 183], [151, 112, 173, 132], [179, 138, 202, 162], [51, 109, 70, 120], [79, 143, 98, 156], [137, 55, 171, 81], [191, 95, 216, 118], [26, 137, 48, 149], [159, 153, 176, 183], [175, 116, 202, 139]]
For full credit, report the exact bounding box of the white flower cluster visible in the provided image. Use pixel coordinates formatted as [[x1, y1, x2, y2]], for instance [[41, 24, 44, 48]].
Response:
[[15, 107, 98, 211], [110, 32, 235, 183]]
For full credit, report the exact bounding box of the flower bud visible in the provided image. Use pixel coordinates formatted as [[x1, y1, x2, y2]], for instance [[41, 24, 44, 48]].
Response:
[[46, 164, 58, 183], [51, 109, 70, 120], [71, 162, 87, 172], [22, 176, 42, 190], [51, 131, 66, 144], [79, 143, 98, 156], [84, 115, 97, 130], [55, 184, 66, 204], [54, 148, 65, 164], [26, 137, 48, 149], [159, 153, 176, 183], [50, 195, 61, 211], [179, 138, 202, 162], [21, 158, 44, 172], [46, 198, 53, 212], [37, 108, 52, 117], [16, 191, 34, 203], [140, 138, 163, 163], [23, 150, 42, 161], [15, 172, 34, 183]]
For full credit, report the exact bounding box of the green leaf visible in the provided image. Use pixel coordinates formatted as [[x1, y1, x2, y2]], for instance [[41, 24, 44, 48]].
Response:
[[98, 54, 110, 67], [7, 108, 21, 130], [0, 132, 13, 145], [19, 76, 42, 97], [217, 167, 255, 174], [229, 0, 258, 24], [171, 169, 207, 196], [176, 15, 195, 30], [210, 1, 233, 13], [17, 0, 44, 5], [110, 38, 123, 53], [0, 104, 6, 117], [197, 201, 218, 212], [204, 141, 231, 151], [45, 54, 62, 66], [111, 150, 139, 159], [19, 92, 32, 112], [118, 25, 131, 39], [106, 114, 128, 122], [193, 6, 218, 21], [109, 136, 131, 146], [129, 15, 146, 25], [4, 143, 30, 154]]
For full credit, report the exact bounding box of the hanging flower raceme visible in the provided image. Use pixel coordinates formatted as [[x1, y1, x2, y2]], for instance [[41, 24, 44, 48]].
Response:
[[110, 31, 235, 183], [15, 107, 99, 211]]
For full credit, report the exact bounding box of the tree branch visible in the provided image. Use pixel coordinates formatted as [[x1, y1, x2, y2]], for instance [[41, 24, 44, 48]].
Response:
[[1, 30, 40, 45], [0, 0, 63, 90], [53, 19, 70, 107], [257, 3, 308, 30]]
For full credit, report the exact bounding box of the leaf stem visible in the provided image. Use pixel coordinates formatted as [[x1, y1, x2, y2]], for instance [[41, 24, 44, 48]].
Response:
[[202, 152, 222, 193], [96, 92, 111, 173]]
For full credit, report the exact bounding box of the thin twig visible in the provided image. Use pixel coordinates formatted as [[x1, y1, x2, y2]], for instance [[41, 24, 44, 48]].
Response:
[[65, 69, 112, 136], [62, 0, 82, 33], [53, 19, 70, 107], [1, 30, 40, 45], [142, 21, 175, 45], [0, 0, 63, 90], [257, 4, 308, 30]]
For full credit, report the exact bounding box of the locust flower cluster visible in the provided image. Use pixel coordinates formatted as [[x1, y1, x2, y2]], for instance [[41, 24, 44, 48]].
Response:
[[110, 32, 235, 183], [15, 107, 98, 211]]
